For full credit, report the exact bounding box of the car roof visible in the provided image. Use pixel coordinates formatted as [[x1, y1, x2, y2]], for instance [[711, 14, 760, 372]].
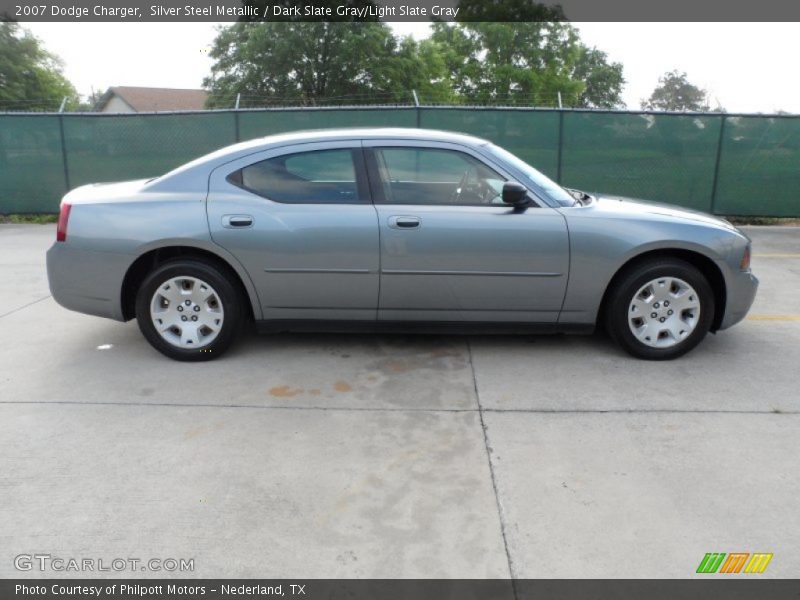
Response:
[[212, 127, 490, 161], [242, 127, 487, 148], [148, 128, 491, 191]]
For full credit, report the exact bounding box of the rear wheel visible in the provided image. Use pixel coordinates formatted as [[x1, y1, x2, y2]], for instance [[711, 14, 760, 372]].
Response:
[[135, 259, 243, 361], [605, 258, 714, 360]]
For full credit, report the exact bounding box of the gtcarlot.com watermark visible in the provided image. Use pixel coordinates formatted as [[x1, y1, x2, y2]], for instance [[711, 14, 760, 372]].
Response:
[[14, 554, 194, 573]]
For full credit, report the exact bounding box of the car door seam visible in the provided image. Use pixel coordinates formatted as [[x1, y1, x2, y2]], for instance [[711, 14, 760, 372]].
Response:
[[361, 141, 382, 321], [556, 209, 572, 322]]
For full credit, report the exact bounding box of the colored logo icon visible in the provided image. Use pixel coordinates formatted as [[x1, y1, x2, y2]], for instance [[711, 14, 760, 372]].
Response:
[[697, 553, 773, 574]]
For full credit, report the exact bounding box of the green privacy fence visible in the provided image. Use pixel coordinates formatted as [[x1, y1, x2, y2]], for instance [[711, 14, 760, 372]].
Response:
[[1, 106, 799, 216]]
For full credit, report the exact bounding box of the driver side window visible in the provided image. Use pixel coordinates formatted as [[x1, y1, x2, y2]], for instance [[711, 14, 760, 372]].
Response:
[[374, 147, 505, 206]]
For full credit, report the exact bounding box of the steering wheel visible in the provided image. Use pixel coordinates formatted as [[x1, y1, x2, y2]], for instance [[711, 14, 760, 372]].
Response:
[[449, 169, 495, 204]]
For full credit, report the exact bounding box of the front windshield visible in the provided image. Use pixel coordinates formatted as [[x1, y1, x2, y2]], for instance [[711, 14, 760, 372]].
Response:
[[484, 143, 577, 207]]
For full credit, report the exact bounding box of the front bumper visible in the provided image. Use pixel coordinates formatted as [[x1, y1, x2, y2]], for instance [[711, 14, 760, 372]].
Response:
[[718, 269, 759, 330], [46, 243, 132, 322]]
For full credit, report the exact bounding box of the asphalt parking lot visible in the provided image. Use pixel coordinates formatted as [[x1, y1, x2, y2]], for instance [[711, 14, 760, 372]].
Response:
[[1, 224, 798, 578]]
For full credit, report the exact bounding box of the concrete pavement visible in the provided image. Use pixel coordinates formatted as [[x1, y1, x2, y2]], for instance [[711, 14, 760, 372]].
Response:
[[1, 224, 798, 578]]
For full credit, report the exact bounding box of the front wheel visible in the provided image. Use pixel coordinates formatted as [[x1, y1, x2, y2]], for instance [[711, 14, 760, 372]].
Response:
[[605, 258, 715, 360], [135, 259, 243, 361]]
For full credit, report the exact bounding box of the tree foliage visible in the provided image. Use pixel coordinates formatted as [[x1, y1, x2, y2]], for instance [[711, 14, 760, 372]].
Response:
[[204, 22, 452, 107], [571, 47, 625, 108], [642, 70, 709, 111], [430, 22, 624, 107], [0, 21, 78, 111], [205, 22, 624, 109]]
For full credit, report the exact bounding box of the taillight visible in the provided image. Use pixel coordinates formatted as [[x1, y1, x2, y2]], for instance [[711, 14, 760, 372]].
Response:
[[56, 203, 71, 242], [740, 245, 751, 270]]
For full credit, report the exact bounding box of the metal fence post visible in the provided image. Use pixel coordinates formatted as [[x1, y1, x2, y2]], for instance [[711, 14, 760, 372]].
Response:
[[58, 114, 71, 192], [234, 110, 241, 142], [556, 109, 565, 184], [709, 114, 727, 215]]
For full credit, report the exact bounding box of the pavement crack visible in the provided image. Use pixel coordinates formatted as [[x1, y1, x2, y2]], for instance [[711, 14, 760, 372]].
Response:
[[481, 408, 799, 415], [467, 337, 519, 593], [0, 400, 474, 412], [0, 295, 51, 320], [0, 401, 796, 416]]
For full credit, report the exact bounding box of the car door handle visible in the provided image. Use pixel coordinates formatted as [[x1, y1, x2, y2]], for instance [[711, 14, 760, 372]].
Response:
[[222, 214, 254, 228], [388, 216, 421, 229]]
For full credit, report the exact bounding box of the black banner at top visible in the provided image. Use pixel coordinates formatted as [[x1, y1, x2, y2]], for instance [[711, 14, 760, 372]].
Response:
[[2, 0, 800, 22]]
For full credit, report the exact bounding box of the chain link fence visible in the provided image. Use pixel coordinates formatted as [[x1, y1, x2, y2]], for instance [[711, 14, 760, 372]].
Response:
[[1, 106, 798, 216]]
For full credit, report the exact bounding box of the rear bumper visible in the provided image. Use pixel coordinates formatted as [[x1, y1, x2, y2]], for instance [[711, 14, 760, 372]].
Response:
[[46, 243, 132, 322], [718, 269, 759, 330]]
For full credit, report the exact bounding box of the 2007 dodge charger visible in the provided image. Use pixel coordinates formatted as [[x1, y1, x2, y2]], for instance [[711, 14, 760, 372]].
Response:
[[46, 128, 758, 361]]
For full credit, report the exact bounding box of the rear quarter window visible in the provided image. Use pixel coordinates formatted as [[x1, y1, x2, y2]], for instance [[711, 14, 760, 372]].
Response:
[[227, 148, 360, 204]]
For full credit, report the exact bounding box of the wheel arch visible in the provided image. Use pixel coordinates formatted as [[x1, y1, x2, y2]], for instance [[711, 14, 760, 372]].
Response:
[[121, 245, 260, 322], [597, 248, 727, 333]]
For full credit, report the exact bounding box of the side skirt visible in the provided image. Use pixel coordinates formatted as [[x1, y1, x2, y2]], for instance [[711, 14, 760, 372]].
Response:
[[255, 319, 595, 336]]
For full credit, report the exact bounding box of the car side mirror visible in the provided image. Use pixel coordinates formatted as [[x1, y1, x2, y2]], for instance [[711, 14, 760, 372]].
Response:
[[502, 182, 530, 207]]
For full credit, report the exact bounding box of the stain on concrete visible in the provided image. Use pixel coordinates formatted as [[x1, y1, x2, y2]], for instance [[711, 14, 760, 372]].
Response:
[[269, 385, 303, 398], [372, 348, 468, 376], [184, 421, 225, 440], [334, 381, 352, 393], [383, 360, 410, 373], [336, 550, 358, 565]]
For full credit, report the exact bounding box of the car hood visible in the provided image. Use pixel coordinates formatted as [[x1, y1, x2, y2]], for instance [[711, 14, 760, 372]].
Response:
[[588, 193, 737, 231]]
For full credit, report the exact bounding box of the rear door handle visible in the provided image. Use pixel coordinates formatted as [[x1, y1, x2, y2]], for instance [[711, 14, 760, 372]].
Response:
[[388, 216, 421, 230], [222, 214, 254, 228]]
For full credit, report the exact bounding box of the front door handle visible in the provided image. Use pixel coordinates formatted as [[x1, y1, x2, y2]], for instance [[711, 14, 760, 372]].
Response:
[[222, 214, 254, 229], [388, 216, 421, 230]]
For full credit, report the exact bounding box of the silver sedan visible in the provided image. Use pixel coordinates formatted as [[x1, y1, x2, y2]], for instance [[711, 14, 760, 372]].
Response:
[[46, 128, 758, 361]]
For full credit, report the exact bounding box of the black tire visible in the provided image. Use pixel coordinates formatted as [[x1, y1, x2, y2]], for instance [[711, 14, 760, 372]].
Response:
[[135, 259, 243, 361], [604, 258, 715, 360]]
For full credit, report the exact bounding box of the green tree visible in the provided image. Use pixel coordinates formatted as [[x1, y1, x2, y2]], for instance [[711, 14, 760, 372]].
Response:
[[204, 22, 451, 107], [430, 22, 624, 107], [642, 70, 709, 111], [0, 21, 78, 111], [572, 46, 625, 108], [204, 21, 624, 109]]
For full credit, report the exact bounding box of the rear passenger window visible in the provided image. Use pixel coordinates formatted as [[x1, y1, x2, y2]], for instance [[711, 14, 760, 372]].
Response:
[[228, 149, 361, 204]]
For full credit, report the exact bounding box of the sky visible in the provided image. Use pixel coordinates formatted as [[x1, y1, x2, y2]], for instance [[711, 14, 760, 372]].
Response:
[[23, 22, 800, 113]]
